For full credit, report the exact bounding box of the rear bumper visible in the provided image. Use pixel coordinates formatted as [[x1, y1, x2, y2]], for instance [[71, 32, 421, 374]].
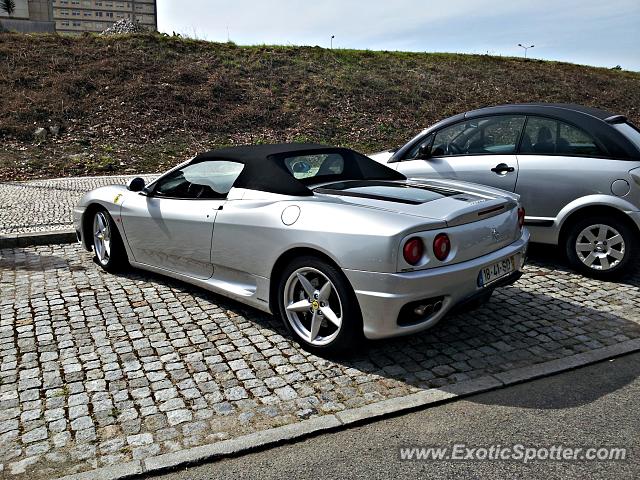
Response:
[[344, 228, 530, 340]]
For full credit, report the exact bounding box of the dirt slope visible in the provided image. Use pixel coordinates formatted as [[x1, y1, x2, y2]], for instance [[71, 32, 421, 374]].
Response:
[[1, 33, 639, 180]]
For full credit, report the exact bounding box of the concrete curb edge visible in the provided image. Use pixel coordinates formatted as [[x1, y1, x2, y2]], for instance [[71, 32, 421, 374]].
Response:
[[55, 339, 640, 480], [0, 230, 77, 249]]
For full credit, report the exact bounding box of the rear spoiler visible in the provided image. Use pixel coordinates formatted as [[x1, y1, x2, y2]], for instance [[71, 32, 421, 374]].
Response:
[[605, 115, 627, 124]]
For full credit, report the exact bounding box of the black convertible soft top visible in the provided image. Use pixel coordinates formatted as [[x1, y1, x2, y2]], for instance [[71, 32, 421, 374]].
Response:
[[191, 144, 406, 196]]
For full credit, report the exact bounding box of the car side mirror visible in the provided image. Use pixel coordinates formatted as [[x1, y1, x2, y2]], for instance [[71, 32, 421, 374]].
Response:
[[127, 177, 146, 192]]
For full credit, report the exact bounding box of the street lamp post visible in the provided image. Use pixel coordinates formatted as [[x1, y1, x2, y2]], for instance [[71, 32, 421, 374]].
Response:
[[331, 35, 335, 49], [518, 43, 535, 58]]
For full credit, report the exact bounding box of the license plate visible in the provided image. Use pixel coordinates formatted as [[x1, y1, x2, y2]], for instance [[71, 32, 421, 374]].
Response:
[[478, 256, 516, 286]]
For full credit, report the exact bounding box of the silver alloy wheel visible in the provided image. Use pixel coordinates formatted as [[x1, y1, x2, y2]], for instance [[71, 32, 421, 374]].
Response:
[[575, 223, 625, 271], [283, 267, 343, 346], [93, 211, 112, 266]]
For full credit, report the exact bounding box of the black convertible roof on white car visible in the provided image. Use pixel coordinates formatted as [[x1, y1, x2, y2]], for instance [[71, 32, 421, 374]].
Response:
[[191, 144, 406, 196]]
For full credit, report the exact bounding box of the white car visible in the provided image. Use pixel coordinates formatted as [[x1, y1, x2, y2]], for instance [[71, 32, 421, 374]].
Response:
[[74, 144, 528, 354], [371, 103, 640, 279]]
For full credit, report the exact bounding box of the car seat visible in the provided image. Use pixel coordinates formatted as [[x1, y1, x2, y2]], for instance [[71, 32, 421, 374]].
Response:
[[533, 126, 555, 153], [556, 137, 571, 154]]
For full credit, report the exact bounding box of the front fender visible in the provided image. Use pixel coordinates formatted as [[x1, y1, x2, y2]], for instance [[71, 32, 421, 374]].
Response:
[[74, 186, 128, 250]]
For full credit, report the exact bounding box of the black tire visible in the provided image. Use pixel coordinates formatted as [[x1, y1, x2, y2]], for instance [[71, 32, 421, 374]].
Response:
[[565, 215, 638, 280], [92, 208, 129, 273], [277, 256, 363, 356]]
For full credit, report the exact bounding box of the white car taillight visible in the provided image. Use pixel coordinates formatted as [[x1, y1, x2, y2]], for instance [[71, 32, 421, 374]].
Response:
[[433, 233, 451, 261]]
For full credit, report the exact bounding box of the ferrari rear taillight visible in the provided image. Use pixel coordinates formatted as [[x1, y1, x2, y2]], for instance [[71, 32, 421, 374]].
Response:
[[403, 237, 424, 265], [433, 233, 451, 261], [518, 207, 526, 230]]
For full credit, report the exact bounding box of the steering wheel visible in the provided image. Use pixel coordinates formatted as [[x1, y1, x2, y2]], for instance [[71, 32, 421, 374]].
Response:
[[187, 183, 205, 198], [445, 142, 462, 155]]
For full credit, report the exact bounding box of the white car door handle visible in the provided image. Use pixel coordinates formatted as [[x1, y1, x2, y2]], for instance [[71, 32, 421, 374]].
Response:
[[491, 163, 515, 174]]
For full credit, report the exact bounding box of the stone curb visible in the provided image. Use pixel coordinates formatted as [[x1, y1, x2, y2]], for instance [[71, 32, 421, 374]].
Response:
[[0, 230, 77, 249], [55, 339, 640, 480]]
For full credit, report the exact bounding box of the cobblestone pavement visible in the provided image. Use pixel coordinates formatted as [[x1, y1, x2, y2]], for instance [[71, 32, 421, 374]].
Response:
[[0, 244, 639, 478], [0, 175, 157, 235]]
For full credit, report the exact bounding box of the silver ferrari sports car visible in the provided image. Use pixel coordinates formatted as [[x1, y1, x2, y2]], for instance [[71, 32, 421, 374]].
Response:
[[74, 144, 529, 354]]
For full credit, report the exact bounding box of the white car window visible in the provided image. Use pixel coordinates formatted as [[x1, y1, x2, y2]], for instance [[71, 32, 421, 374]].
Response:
[[429, 116, 525, 157], [521, 116, 602, 156], [283, 154, 345, 179], [153, 161, 244, 199]]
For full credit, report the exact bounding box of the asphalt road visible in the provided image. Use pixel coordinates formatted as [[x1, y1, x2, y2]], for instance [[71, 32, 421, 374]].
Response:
[[149, 352, 640, 480]]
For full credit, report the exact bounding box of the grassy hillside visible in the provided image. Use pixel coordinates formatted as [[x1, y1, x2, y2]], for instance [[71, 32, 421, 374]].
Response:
[[1, 33, 639, 180]]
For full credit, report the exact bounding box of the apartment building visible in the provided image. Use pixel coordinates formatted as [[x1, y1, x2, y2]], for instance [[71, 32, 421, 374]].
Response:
[[51, 0, 157, 34], [0, 0, 55, 32]]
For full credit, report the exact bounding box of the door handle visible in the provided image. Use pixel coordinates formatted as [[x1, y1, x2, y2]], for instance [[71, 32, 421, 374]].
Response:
[[491, 163, 515, 174]]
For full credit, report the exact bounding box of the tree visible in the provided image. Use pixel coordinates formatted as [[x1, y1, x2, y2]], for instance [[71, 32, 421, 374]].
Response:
[[1, 0, 16, 16]]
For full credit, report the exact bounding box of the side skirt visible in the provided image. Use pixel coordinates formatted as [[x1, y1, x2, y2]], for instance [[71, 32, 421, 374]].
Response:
[[129, 261, 273, 315]]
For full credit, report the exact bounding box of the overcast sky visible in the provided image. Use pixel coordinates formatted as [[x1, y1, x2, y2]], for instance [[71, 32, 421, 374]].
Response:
[[157, 0, 640, 71]]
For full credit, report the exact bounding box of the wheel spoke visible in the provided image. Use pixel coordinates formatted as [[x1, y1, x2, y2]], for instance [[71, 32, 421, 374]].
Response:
[[583, 252, 597, 266], [296, 273, 316, 298], [309, 311, 322, 342], [609, 249, 624, 260], [576, 243, 592, 252], [608, 234, 623, 247], [600, 256, 610, 270], [103, 239, 111, 258], [97, 214, 106, 231], [286, 299, 312, 312], [95, 239, 104, 260], [320, 306, 341, 328], [318, 281, 332, 302], [596, 226, 608, 242], [582, 230, 597, 243]]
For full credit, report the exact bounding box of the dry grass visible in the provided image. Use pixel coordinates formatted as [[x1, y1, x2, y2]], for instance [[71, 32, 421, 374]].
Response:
[[1, 33, 639, 180]]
